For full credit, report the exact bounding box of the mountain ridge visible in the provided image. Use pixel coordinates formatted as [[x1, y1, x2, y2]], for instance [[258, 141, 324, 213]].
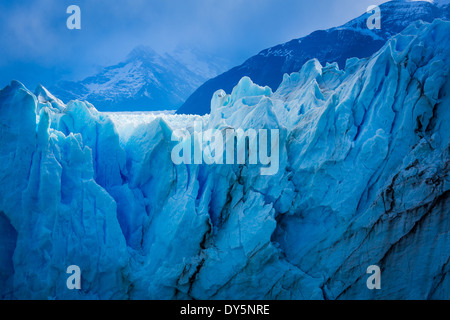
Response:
[[177, 0, 450, 115]]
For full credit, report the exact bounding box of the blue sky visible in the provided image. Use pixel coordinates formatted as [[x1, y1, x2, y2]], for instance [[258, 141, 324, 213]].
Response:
[[0, 0, 390, 89]]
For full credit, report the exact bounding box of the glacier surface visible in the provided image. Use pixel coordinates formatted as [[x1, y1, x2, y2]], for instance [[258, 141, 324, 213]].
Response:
[[0, 20, 449, 300]]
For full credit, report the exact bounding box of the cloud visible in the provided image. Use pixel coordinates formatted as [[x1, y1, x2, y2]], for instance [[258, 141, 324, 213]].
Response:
[[0, 0, 388, 88]]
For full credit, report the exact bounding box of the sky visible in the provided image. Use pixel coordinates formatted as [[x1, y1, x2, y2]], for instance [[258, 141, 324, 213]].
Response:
[[0, 0, 395, 89]]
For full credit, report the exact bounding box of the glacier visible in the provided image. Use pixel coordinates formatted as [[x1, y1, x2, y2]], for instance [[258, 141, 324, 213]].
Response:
[[0, 19, 449, 300]]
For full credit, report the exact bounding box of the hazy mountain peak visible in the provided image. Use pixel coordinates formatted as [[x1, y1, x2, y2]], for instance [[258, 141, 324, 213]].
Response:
[[127, 45, 159, 59], [177, 0, 449, 115], [51, 45, 227, 111]]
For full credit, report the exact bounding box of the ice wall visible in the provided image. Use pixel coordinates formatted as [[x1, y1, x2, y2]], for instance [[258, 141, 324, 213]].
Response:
[[0, 20, 448, 299]]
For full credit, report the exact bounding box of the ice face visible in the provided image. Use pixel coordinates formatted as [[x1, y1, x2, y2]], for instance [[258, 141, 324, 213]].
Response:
[[0, 20, 449, 300]]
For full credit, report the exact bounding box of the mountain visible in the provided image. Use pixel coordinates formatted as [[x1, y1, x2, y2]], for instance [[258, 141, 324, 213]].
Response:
[[0, 19, 449, 299], [51, 46, 229, 111], [177, 0, 450, 115]]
